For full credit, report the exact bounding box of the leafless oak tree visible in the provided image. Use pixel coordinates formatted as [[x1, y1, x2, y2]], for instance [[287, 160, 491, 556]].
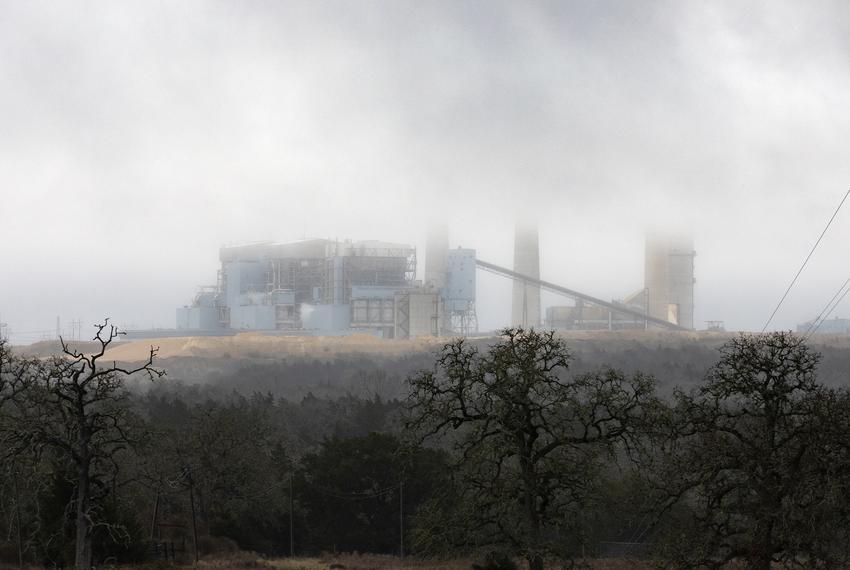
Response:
[[406, 328, 657, 570], [649, 332, 850, 569], [0, 320, 163, 568]]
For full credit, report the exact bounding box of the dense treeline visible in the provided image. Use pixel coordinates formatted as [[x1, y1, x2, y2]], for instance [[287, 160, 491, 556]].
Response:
[[3, 324, 850, 569]]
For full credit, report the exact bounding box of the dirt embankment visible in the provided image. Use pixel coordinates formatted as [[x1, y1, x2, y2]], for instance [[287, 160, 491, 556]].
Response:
[[51, 329, 850, 364], [10, 339, 123, 358], [99, 332, 448, 363]]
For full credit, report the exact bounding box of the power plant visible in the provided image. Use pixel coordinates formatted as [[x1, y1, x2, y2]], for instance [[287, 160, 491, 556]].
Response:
[[539, 234, 696, 331], [177, 228, 695, 337], [177, 237, 476, 339]]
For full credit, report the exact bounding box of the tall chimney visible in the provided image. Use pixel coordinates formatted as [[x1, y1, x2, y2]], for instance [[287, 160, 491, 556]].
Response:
[[511, 222, 541, 327], [425, 224, 449, 290]]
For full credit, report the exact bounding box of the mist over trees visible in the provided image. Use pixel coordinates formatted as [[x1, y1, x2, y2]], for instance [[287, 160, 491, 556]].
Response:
[[406, 330, 658, 570], [3, 326, 850, 568]]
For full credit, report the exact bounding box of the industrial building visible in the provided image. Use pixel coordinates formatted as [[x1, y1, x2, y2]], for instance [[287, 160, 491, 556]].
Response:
[[177, 227, 693, 339], [544, 290, 650, 331], [539, 234, 696, 332], [177, 238, 477, 338], [644, 234, 696, 330]]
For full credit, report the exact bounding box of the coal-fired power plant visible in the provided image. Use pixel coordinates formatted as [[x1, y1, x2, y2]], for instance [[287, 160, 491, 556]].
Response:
[[176, 226, 695, 337], [176, 235, 477, 339]]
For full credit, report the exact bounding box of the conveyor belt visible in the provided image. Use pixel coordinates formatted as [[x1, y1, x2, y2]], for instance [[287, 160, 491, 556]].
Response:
[[475, 258, 686, 331]]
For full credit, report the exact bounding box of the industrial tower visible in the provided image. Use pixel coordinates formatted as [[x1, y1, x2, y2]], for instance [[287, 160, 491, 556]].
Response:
[[424, 224, 478, 335], [511, 222, 541, 327], [644, 233, 695, 330], [424, 224, 449, 289]]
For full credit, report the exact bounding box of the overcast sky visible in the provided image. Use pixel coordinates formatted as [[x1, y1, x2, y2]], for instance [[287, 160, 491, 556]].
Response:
[[2, 0, 850, 342]]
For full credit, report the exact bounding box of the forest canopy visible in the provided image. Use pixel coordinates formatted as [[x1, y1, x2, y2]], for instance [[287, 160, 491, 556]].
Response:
[[2, 326, 850, 569]]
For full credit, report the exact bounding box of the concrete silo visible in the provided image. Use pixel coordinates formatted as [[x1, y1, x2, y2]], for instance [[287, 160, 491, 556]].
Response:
[[511, 222, 541, 327], [644, 234, 695, 329]]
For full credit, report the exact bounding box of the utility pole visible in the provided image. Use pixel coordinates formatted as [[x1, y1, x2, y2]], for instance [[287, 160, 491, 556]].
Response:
[[188, 471, 199, 563], [289, 473, 294, 557], [522, 283, 528, 328], [14, 469, 23, 569], [70, 319, 81, 341], [399, 481, 404, 560], [150, 491, 160, 540]]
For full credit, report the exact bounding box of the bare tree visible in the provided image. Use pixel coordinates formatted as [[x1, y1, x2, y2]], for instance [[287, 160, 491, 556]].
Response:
[[0, 320, 163, 568], [406, 328, 657, 570], [650, 332, 850, 569]]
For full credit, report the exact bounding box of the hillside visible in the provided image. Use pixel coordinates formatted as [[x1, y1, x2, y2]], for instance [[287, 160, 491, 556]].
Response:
[[15, 331, 850, 401]]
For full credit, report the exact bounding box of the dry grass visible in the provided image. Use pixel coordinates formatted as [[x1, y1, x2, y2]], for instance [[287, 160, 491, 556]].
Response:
[[194, 553, 656, 570], [99, 333, 448, 363], [586, 560, 654, 569], [262, 557, 327, 570], [94, 329, 751, 364], [0, 552, 795, 569], [0, 555, 677, 570], [267, 553, 473, 570]]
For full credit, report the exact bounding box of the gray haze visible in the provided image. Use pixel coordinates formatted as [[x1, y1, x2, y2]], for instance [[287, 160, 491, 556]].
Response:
[[2, 0, 850, 342]]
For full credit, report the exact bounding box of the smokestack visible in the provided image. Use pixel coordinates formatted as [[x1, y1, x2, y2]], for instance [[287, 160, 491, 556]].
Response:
[[425, 224, 449, 289], [645, 233, 695, 330], [511, 222, 541, 328]]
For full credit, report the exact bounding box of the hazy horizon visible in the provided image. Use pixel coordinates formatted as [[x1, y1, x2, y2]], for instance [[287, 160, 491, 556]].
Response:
[[2, 1, 850, 343]]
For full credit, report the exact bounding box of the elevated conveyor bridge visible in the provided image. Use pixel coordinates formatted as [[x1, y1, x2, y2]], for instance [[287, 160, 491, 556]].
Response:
[[475, 259, 686, 331]]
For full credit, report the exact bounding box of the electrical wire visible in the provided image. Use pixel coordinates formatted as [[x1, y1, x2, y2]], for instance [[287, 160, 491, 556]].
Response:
[[152, 461, 402, 503], [804, 278, 850, 337], [806, 284, 850, 339], [762, 188, 850, 332], [299, 479, 402, 501]]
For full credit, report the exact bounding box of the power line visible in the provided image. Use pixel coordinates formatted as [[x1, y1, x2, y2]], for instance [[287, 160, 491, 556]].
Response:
[[300, 479, 402, 501], [762, 188, 850, 332], [804, 278, 850, 337], [807, 284, 850, 338]]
